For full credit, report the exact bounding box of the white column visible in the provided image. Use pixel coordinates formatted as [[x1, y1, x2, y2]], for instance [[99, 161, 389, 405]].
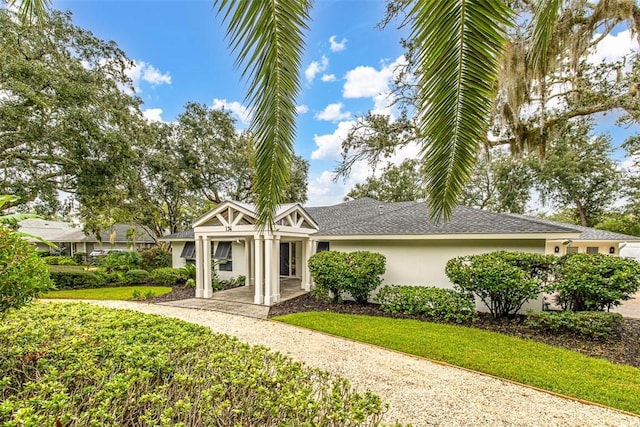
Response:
[[203, 238, 213, 298], [300, 239, 307, 290], [273, 234, 281, 303], [254, 234, 263, 304], [244, 238, 251, 286], [195, 236, 204, 298], [263, 233, 273, 306], [304, 239, 314, 291]]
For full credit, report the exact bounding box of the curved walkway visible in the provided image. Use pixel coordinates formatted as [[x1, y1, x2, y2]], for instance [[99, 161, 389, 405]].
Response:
[[65, 300, 640, 427]]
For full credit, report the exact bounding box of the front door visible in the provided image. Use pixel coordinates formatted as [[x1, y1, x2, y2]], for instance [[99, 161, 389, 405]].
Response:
[[280, 242, 290, 276]]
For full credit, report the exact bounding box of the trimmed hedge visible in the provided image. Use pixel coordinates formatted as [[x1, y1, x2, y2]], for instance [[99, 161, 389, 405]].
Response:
[[0, 303, 385, 426], [49, 269, 106, 290], [42, 255, 77, 266], [375, 285, 478, 323], [124, 269, 150, 285], [525, 311, 625, 340], [149, 267, 188, 287]]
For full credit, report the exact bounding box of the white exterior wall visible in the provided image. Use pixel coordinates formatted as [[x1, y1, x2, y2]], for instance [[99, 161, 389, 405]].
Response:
[[328, 238, 547, 312], [171, 242, 187, 268], [216, 241, 247, 281]]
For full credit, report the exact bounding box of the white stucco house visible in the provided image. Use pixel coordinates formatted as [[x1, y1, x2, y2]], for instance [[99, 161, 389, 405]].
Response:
[[161, 198, 640, 308]]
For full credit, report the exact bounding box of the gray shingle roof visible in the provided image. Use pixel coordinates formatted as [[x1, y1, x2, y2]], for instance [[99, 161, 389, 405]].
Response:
[[162, 229, 195, 240], [506, 214, 640, 241], [308, 199, 578, 236], [163, 198, 635, 240]]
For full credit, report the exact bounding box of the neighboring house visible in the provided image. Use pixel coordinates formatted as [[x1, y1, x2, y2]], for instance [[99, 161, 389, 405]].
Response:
[[160, 198, 640, 308], [19, 219, 156, 255]]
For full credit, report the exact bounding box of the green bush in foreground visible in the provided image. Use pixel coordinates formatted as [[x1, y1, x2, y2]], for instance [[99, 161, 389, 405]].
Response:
[[375, 285, 478, 323], [124, 269, 150, 285], [0, 227, 53, 315], [525, 311, 625, 340], [0, 303, 384, 426]]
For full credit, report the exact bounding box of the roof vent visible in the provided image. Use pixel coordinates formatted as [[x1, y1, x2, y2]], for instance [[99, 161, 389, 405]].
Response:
[[378, 205, 384, 214]]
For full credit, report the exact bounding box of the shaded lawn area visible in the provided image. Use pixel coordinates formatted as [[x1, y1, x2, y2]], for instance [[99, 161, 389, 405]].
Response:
[[274, 312, 640, 415], [43, 286, 172, 300]]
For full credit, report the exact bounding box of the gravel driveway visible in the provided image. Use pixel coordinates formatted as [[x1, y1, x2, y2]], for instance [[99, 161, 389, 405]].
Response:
[[62, 300, 640, 427]]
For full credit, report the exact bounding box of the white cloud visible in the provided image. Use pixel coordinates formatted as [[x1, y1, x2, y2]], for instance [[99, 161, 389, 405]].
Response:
[[329, 35, 347, 52], [125, 60, 171, 93], [142, 108, 165, 123], [311, 120, 356, 160], [343, 56, 406, 99], [212, 98, 253, 125], [296, 104, 309, 114], [321, 74, 336, 82], [315, 102, 351, 122], [305, 55, 329, 83], [589, 30, 639, 65]]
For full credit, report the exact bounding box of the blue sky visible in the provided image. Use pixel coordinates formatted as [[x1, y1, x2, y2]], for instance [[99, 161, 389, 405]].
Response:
[[51, 0, 638, 209]]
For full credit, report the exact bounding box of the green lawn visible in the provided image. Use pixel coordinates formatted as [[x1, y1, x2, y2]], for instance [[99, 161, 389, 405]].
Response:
[[47, 265, 90, 273], [274, 312, 640, 415], [43, 286, 172, 300]]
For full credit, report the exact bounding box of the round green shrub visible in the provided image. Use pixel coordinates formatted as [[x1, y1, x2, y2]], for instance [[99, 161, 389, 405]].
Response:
[[446, 251, 556, 318], [376, 285, 478, 323], [141, 247, 172, 271], [124, 269, 150, 285], [0, 227, 53, 315], [549, 253, 640, 311], [0, 303, 385, 426], [308, 250, 386, 303], [149, 267, 188, 287]]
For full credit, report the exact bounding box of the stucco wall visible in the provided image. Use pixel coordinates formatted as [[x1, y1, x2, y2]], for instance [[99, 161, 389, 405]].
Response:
[[328, 238, 547, 312], [171, 242, 187, 268], [216, 241, 247, 281]]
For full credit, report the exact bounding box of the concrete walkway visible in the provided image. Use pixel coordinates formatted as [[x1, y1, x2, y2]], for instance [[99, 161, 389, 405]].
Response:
[[68, 300, 640, 427], [158, 278, 308, 319]]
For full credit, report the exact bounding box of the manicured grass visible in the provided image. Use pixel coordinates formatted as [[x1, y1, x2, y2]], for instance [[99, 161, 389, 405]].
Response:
[[43, 286, 172, 300], [274, 312, 640, 415]]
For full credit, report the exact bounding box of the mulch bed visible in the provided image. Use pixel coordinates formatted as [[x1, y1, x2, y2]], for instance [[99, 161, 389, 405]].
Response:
[[269, 293, 640, 368]]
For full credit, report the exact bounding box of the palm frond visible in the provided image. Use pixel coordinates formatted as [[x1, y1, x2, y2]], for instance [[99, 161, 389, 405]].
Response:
[[215, 0, 312, 229], [7, 0, 50, 24], [529, 0, 561, 78], [408, 0, 513, 222]]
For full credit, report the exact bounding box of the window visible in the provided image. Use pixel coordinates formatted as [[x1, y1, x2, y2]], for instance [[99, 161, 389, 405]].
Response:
[[316, 241, 330, 252], [567, 247, 579, 254], [214, 241, 232, 259], [215, 241, 233, 271], [586, 247, 599, 254], [180, 242, 195, 259]]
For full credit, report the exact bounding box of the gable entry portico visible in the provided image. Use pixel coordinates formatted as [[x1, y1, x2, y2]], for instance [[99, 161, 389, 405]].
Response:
[[192, 201, 318, 306]]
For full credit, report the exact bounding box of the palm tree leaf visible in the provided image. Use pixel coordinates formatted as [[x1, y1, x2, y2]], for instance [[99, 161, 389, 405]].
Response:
[[7, 0, 50, 24], [215, 0, 312, 229], [529, 0, 561, 78], [408, 0, 513, 222]]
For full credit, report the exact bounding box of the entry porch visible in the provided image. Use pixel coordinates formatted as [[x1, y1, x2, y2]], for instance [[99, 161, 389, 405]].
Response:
[[192, 201, 319, 306]]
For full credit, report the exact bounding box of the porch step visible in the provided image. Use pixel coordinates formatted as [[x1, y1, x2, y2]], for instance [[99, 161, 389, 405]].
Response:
[[156, 298, 270, 320]]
